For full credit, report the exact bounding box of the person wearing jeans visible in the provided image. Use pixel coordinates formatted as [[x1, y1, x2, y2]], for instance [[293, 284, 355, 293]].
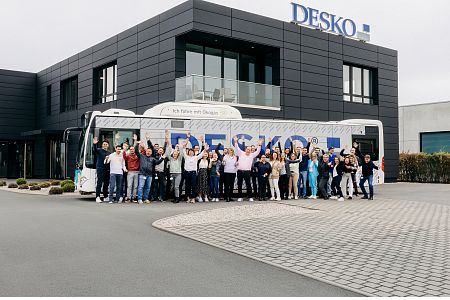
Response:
[[123, 135, 140, 202], [135, 139, 164, 204], [268, 152, 282, 200], [92, 137, 111, 203], [209, 152, 222, 202], [222, 148, 237, 202], [355, 144, 379, 200], [254, 155, 272, 201], [106, 145, 127, 203]]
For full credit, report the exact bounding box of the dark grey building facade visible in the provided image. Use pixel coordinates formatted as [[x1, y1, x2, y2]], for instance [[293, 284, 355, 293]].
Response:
[[0, 0, 398, 181]]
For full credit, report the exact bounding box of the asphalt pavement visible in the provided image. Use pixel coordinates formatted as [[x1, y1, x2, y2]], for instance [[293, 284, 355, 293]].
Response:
[[0, 189, 360, 297]]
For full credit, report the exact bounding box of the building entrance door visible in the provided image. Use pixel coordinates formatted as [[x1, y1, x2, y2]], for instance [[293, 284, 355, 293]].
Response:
[[49, 140, 65, 179]]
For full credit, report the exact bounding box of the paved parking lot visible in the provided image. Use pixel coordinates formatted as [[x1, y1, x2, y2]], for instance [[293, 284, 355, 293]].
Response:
[[154, 183, 450, 297]]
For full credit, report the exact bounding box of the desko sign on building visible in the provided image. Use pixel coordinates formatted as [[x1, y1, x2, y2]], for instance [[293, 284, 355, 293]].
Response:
[[291, 2, 370, 41]]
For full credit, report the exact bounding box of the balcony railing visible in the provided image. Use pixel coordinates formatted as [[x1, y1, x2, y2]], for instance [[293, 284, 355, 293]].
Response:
[[175, 74, 280, 110]]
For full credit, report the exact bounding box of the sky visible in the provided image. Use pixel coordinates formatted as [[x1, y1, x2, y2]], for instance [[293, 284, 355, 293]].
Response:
[[0, 0, 449, 106]]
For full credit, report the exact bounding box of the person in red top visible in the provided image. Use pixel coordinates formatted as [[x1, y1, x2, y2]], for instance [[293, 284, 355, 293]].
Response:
[[123, 134, 140, 202]]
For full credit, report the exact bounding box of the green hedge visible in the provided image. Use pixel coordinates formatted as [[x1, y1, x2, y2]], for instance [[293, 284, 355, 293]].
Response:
[[399, 153, 450, 183]]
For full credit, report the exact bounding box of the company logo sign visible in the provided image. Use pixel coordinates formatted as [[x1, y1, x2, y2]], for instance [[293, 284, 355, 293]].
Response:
[[291, 2, 370, 41]]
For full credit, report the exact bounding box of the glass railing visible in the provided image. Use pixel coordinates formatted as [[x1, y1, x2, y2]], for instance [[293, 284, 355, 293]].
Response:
[[175, 74, 280, 110]]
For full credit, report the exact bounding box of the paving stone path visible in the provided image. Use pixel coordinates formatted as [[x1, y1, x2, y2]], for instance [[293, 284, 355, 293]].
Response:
[[153, 198, 450, 297]]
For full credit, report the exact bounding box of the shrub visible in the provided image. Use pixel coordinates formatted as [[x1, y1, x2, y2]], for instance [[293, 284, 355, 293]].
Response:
[[16, 178, 27, 185], [39, 182, 51, 188], [18, 184, 29, 190], [0, 181, 6, 187], [51, 180, 61, 186], [60, 179, 74, 187], [30, 185, 42, 191], [49, 187, 64, 195], [8, 183, 18, 188], [28, 182, 39, 186], [62, 183, 75, 193], [399, 152, 450, 183]]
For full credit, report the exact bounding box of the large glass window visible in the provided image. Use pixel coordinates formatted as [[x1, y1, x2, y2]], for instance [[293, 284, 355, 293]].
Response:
[[343, 64, 375, 104], [60, 76, 78, 112], [421, 132, 450, 153], [186, 44, 203, 76], [94, 62, 117, 104]]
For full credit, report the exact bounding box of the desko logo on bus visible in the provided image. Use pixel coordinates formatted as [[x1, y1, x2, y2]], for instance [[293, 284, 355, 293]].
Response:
[[291, 2, 371, 42]]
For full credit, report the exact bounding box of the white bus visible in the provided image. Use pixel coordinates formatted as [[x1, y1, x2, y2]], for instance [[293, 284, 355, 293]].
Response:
[[75, 102, 384, 193]]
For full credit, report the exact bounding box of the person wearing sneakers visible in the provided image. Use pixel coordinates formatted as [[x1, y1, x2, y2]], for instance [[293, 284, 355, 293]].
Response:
[[317, 154, 331, 200], [330, 156, 344, 201], [105, 145, 128, 204], [341, 156, 357, 200], [307, 152, 319, 199], [233, 135, 262, 202], [93, 137, 111, 203], [222, 148, 238, 202], [197, 147, 210, 203], [355, 144, 379, 200], [182, 133, 209, 203], [268, 152, 282, 201], [209, 152, 222, 202], [136, 140, 164, 204], [286, 152, 301, 199], [123, 134, 140, 203]]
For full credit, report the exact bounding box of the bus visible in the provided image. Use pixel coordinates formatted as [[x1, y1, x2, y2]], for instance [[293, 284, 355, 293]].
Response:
[[75, 102, 384, 193]]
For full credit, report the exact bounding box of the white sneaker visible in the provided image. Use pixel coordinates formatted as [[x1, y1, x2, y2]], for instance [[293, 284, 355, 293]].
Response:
[[96, 197, 102, 203], [216, 198, 219, 202], [198, 198, 203, 203], [288, 195, 293, 199], [204, 196, 209, 202], [270, 197, 275, 201], [118, 197, 123, 204], [307, 195, 313, 199], [249, 198, 254, 202], [294, 196, 299, 200], [275, 197, 281, 201], [138, 200, 143, 204], [330, 196, 338, 200], [312, 196, 317, 199], [237, 198, 243, 202], [144, 200, 150, 204], [108, 201, 113, 204], [338, 197, 345, 202]]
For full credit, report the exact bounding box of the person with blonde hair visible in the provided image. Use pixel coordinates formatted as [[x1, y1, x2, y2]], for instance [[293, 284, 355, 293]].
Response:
[[307, 152, 319, 199], [269, 152, 282, 200]]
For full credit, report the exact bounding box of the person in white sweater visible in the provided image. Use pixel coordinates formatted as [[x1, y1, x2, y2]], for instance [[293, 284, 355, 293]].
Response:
[[105, 145, 128, 204]]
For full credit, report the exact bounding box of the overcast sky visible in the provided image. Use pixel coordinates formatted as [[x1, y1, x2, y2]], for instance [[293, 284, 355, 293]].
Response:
[[1, 0, 449, 105]]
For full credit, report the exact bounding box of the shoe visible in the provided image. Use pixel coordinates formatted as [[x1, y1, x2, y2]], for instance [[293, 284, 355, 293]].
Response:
[[330, 196, 338, 200], [138, 200, 143, 204], [307, 195, 313, 199], [249, 198, 254, 202], [237, 198, 243, 202], [313, 196, 317, 199], [368, 196, 374, 200], [118, 197, 123, 204], [324, 197, 329, 200], [362, 195, 369, 199], [294, 196, 299, 200], [275, 198, 281, 201], [270, 197, 275, 201], [96, 197, 102, 203], [348, 196, 353, 200], [108, 201, 113, 204], [338, 197, 344, 202], [204, 196, 209, 202], [198, 198, 203, 203], [288, 195, 293, 199], [144, 200, 150, 204]]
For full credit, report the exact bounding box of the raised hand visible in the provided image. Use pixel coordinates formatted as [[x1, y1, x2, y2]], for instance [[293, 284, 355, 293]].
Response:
[[145, 132, 151, 141], [93, 137, 99, 144], [115, 132, 121, 140], [268, 136, 272, 142], [233, 135, 238, 143], [257, 138, 263, 146], [308, 137, 311, 143], [133, 134, 138, 141], [353, 142, 358, 148], [289, 136, 293, 142], [165, 129, 170, 140], [187, 132, 191, 138], [204, 143, 210, 151]]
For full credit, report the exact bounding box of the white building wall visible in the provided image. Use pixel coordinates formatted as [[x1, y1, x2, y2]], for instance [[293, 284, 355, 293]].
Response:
[[399, 101, 450, 153]]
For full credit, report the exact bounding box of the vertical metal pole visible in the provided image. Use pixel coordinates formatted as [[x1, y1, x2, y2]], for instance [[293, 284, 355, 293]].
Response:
[[23, 143, 27, 180]]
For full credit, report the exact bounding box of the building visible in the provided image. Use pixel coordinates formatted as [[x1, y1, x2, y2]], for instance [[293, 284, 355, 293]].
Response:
[[0, 0, 398, 181], [399, 101, 450, 153]]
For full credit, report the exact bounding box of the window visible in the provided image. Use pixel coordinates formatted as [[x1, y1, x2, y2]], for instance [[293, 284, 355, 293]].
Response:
[[46, 85, 52, 116], [93, 62, 117, 104], [420, 131, 450, 153], [343, 64, 375, 104], [60, 76, 78, 112]]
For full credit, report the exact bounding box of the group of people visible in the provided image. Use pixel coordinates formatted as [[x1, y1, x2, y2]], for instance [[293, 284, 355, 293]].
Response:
[[92, 130, 379, 204]]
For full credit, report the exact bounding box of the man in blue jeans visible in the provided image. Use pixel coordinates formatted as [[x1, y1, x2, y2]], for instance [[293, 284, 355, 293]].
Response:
[[93, 137, 111, 203], [136, 139, 164, 204], [298, 140, 311, 198], [355, 144, 379, 200], [106, 145, 127, 204]]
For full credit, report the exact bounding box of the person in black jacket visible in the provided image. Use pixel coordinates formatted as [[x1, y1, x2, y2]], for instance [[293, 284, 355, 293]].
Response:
[[355, 145, 379, 200], [93, 137, 111, 203], [254, 155, 272, 201], [318, 154, 331, 200], [330, 156, 344, 201]]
